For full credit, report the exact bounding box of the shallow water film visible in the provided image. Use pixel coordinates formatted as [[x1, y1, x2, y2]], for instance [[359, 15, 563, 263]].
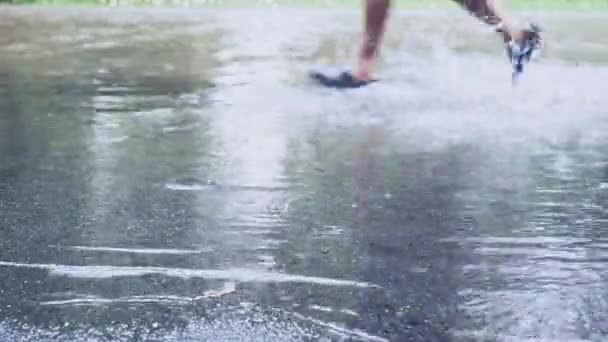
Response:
[[1, 6, 608, 342]]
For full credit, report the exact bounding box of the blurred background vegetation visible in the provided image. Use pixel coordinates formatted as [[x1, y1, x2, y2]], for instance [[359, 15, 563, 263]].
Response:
[[0, 0, 607, 10]]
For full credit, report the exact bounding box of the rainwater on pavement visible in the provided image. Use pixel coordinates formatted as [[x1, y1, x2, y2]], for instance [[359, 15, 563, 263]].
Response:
[[1, 6, 608, 342]]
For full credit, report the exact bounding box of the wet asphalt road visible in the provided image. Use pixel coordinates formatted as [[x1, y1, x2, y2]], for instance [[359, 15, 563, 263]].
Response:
[[1, 6, 608, 342]]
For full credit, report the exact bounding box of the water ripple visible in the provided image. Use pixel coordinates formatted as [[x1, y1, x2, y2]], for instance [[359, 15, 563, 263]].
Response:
[[0, 261, 380, 288]]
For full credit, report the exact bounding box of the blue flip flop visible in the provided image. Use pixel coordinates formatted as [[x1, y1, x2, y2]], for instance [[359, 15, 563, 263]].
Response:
[[309, 69, 377, 89]]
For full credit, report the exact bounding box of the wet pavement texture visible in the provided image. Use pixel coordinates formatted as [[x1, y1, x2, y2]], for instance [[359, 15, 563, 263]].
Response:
[[1, 6, 608, 342]]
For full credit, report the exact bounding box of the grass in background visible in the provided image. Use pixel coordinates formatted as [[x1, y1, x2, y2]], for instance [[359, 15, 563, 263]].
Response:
[[3, 0, 608, 10]]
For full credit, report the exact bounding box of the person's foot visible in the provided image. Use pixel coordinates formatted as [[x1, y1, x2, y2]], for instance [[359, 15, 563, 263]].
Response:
[[502, 23, 543, 74], [354, 56, 376, 82]]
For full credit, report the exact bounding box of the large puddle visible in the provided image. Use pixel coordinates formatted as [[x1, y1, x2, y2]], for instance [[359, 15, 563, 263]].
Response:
[[1, 6, 608, 341]]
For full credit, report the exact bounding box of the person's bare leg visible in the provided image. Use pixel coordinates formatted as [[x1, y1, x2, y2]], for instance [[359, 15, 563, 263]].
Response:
[[452, 0, 524, 42], [353, 0, 518, 81], [354, 0, 390, 81], [351, 0, 537, 82]]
